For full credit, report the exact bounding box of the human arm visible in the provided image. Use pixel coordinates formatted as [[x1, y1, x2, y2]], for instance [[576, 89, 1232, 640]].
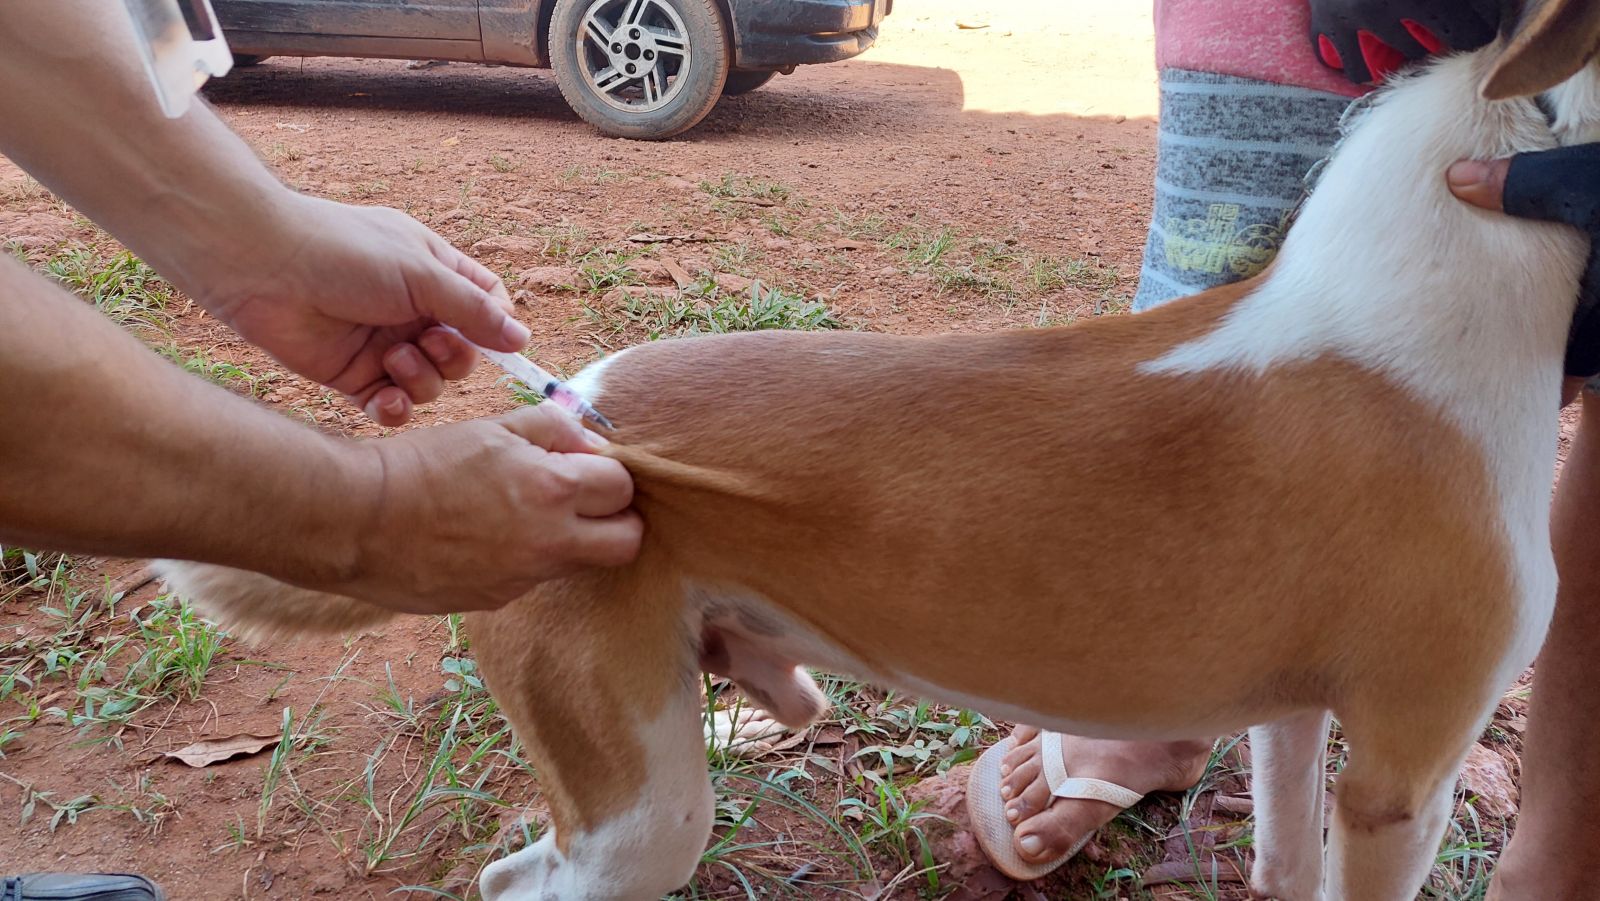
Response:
[[0, 0, 521, 426], [0, 256, 641, 612]]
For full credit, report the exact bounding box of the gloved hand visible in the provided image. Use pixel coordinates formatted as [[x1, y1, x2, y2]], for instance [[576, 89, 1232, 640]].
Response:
[[1309, 0, 1502, 84], [1449, 145, 1600, 376]]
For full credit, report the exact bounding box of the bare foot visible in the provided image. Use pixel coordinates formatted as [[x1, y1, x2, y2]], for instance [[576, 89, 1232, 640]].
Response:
[[999, 726, 1213, 863]]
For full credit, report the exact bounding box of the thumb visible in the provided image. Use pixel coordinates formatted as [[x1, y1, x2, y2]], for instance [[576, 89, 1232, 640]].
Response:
[[1446, 159, 1510, 212], [1453, 144, 1600, 229], [496, 403, 610, 454], [416, 254, 531, 353]]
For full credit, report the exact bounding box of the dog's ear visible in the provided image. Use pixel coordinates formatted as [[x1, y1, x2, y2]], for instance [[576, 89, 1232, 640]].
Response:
[[1483, 0, 1600, 99]]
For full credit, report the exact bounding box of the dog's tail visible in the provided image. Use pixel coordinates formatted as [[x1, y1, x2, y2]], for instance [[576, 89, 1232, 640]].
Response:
[[153, 560, 393, 643]]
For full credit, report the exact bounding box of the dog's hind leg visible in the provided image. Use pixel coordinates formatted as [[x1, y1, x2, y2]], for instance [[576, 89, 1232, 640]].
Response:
[[1248, 709, 1332, 901], [469, 566, 713, 901]]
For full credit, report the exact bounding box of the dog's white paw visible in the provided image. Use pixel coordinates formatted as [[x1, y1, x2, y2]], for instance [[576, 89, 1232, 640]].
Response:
[[703, 705, 787, 757]]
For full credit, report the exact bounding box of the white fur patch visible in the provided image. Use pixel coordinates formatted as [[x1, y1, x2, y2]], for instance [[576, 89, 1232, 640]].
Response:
[[1143, 52, 1594, 698], [565, 349, 631, 407], [478, 691, 712, 901]]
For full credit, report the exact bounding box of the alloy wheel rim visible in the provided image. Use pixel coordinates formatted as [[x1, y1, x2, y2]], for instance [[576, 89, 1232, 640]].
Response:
[[576, 0, 692, 113]]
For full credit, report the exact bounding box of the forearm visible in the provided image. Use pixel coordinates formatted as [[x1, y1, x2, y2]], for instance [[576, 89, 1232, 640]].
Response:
[[0, 0, 296, 301], [0, 257, 374, 581]]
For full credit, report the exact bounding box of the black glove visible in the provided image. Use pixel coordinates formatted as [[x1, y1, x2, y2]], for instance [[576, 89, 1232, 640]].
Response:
[[1309, 0, 1502, 84], [1501, 143, 1600, 377]]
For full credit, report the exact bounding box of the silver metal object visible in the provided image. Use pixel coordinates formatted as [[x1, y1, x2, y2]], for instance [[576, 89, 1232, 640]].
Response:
[[121, 0, 233, 118], [578, 0, 692, 113]]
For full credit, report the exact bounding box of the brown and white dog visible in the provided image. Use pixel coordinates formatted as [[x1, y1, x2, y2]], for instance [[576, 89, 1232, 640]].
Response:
[[158, 2, 1600, 898]]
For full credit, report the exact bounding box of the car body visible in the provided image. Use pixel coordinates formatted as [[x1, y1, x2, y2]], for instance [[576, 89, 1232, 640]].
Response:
[[212, 0, 891, 137]]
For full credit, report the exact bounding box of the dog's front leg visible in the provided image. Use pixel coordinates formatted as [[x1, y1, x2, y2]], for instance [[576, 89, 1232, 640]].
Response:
[[1249, 710, 1332, 900]]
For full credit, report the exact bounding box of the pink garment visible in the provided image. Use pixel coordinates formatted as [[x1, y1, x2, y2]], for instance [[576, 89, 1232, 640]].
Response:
[[1155, 0, 1367, 97]]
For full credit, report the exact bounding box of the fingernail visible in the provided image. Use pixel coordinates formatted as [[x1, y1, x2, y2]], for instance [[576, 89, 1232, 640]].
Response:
[[1000, 784, 1014, 800], [420, 331, 455, 363], [582, 428, 609, 448], [381, 395, 406, 418], [1000, 764, 1011, 777], [1005, 805, 1020, 823], [501, 318, 531, 348], [1448, 160, 1491, 188], [388, 346, 421, 380], [1018, 834, 1043, 855]]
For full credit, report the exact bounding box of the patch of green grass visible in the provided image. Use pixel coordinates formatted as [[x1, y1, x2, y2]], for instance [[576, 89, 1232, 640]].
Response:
[[1, 547, 67, 606], [700, 174, 792, 203], [1028, 253, 1122, 294], [576, 248, 641, 294], [590, 281, 842, 341], [713, 241, 763, 276], [687, 763, 876, 899], [1090, 865, 1145, 899], [60, 596, 226, 739], [41, 248, 173, 333], [0, 176, 50, 205], [257, 704, 336, 838], [559, 165, 625, 185], [760, 213, 796, 237], [1425, 793, 1501, 900], [888, 225, 957, 270], [320, 646, 530, 887], [830, 210, 893, 241], [533, 222, 589, 261], [154, 344, 277, 396], [838, 780, 941, 888], [841, 695, 992, 778], [1, 554, 231, 749]]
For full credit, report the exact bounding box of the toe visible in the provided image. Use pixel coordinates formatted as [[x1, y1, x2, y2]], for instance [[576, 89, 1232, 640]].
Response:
[[1001, 754, 1044, 820], [1001, 731, 1041, 777], [1013, 797, 1115, 862], [1007, 757, 1055, 825]]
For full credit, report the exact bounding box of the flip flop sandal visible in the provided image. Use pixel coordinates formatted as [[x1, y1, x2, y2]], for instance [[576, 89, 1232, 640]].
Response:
[[966, 731, 1146, 882]]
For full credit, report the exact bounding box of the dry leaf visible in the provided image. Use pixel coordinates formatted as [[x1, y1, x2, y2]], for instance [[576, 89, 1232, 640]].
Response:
[[626, 232, 719, 244], [661, 258, 694, 289], [1142, 859, 1249, 886], [162, 734, 280, 768]]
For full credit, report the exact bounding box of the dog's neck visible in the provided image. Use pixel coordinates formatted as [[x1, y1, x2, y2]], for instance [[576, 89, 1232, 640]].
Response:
[[1148, 54, 1588, 393], [1139, 52, 1600, 687]]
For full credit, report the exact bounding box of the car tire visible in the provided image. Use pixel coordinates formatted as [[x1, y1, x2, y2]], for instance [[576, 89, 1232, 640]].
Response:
[[722, 70, 776, 95], [550, 0, 729, 140], [232, 53, 271, 67]]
